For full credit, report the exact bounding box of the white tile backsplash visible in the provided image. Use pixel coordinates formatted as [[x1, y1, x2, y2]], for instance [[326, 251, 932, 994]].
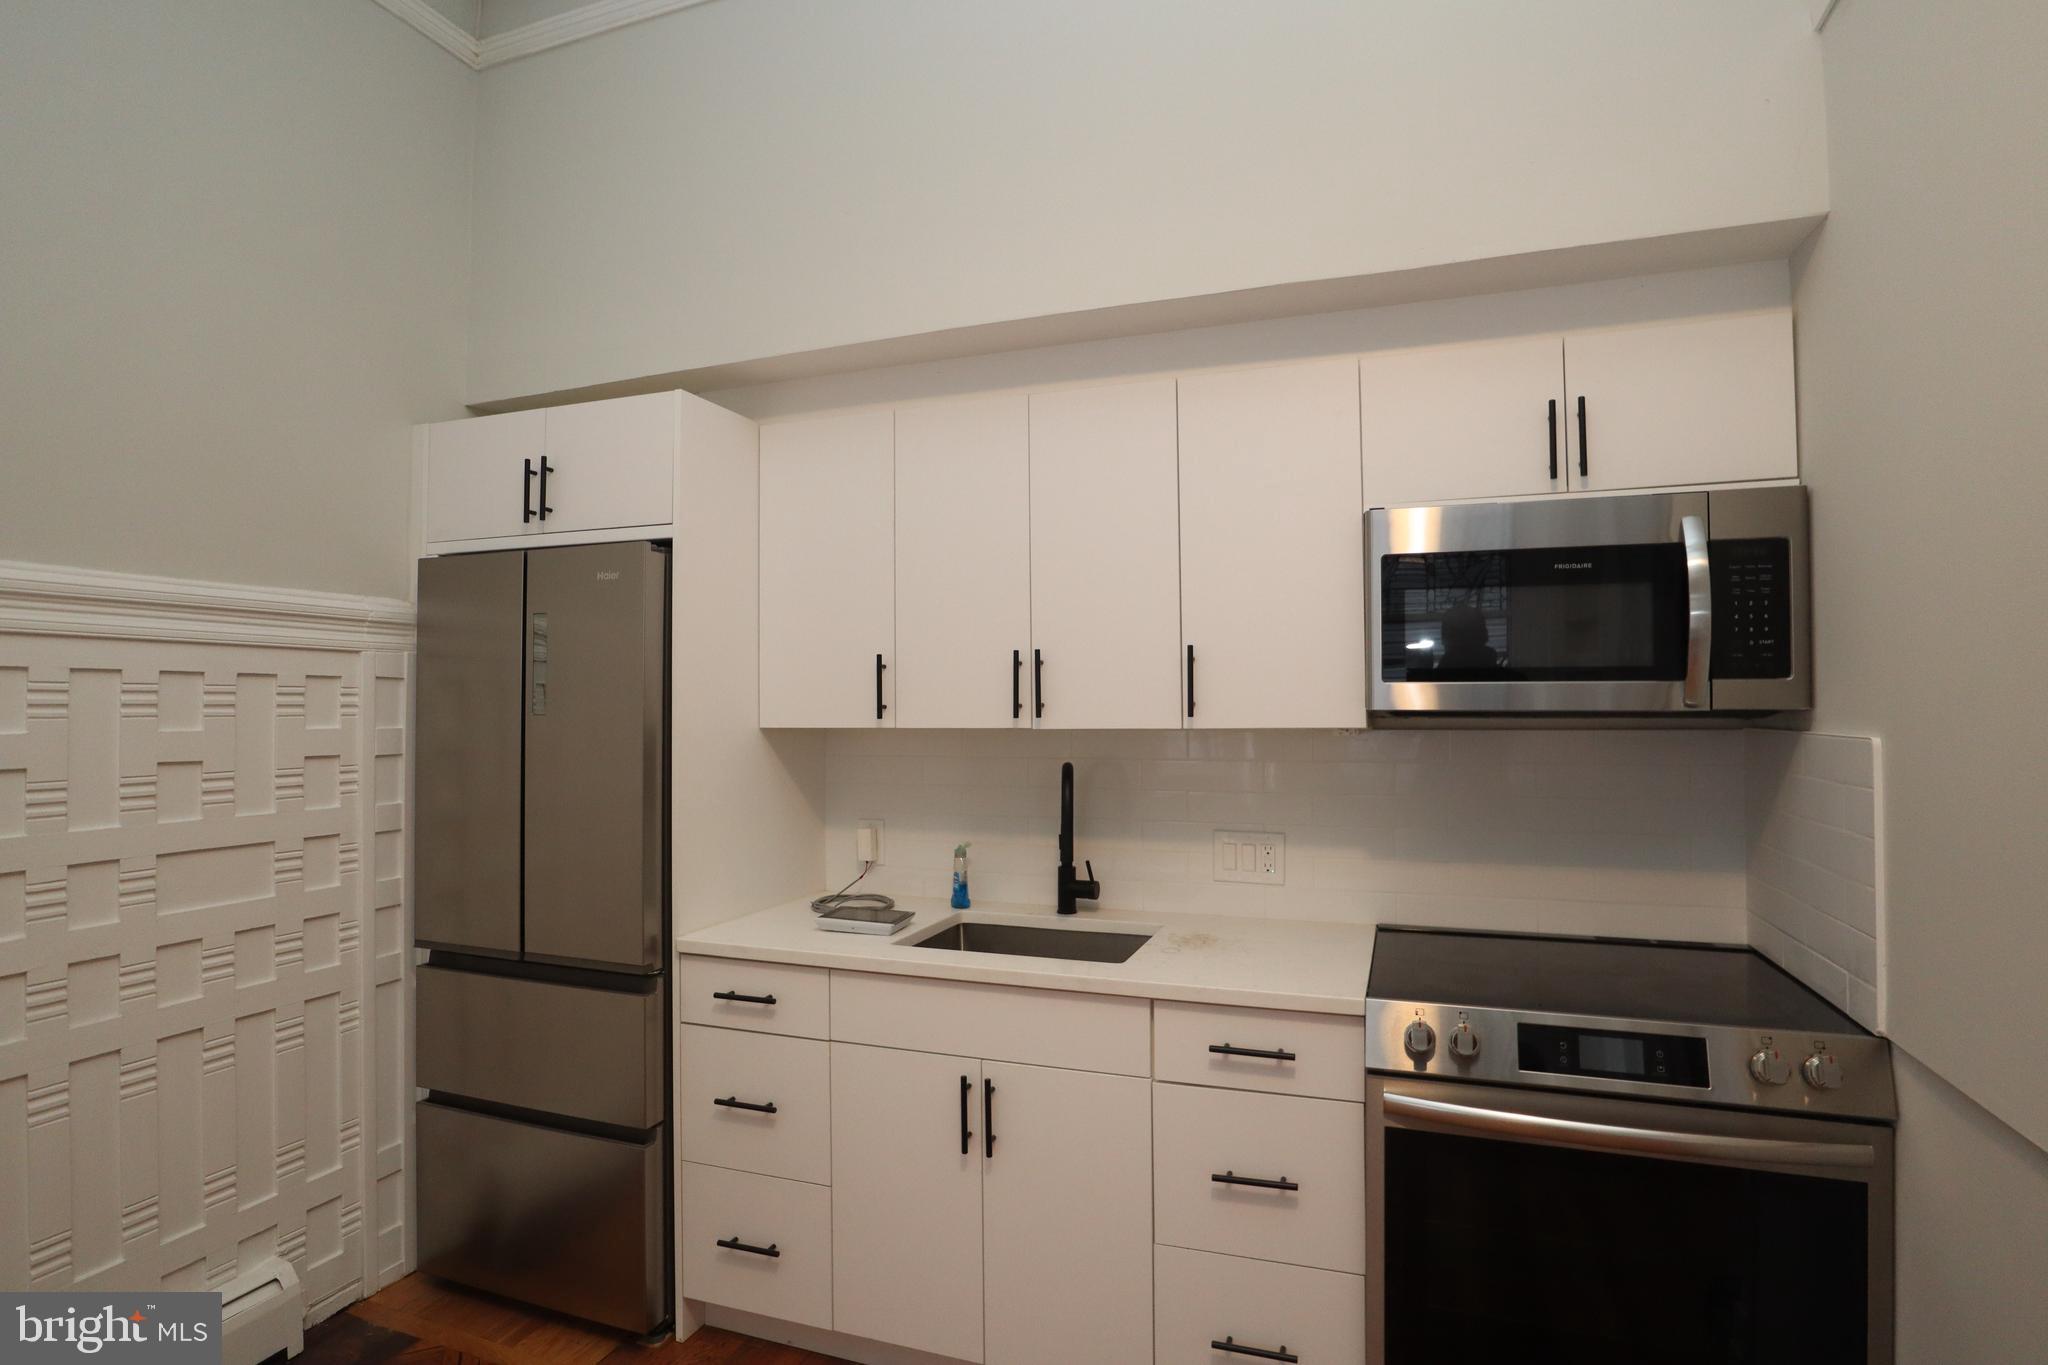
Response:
[[1744, 730, 1883, 1029], [824, 727, 1747, 942]]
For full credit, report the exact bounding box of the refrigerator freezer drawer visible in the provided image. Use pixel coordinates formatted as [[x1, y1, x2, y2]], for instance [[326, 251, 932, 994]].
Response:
[[418, 963, 663, 1129], [417, 1101, 666, 1334]]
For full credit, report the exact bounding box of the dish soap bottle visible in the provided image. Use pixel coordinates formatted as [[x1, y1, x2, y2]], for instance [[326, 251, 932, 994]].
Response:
[[951, 842, 972, 909]]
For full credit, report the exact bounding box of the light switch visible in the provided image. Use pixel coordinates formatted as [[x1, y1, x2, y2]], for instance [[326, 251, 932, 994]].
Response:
[[1213, 830, 1284, 885]]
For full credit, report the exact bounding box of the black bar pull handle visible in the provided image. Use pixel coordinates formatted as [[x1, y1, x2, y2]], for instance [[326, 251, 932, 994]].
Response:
[[713, 1096, 778, 1114], [1012, 649, 1023, 720], [1186, 644, 1195, 719], [1547, 399, 1558, 480], [538, 457, 554, 519], [1212, 1170, 1300, 1192], [959, 1075, 973, 1156], [523, 458, 538, 523], [1032, 648, 1045, 719], [876, 653, 888, 720], [983, 1077, 996, 1159], [712, 989, 777, 1006], [1576, 395, 1588, 478], [716, 1236, 780, 1259], [1212, 1337, 1299, 1363], [1209, 1043, 1298, 1062]]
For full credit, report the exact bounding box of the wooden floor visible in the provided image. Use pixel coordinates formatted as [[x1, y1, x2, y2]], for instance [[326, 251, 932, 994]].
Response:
[[301, 1274, 846, 1365]]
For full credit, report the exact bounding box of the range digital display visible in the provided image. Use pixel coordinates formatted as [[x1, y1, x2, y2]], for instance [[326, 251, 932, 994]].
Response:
[[1517, 1024, 1710, 1088]]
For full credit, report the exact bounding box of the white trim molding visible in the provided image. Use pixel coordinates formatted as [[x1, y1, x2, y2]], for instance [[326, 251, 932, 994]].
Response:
[[371, 0, 719, 70], [0, 560, 414, 652]]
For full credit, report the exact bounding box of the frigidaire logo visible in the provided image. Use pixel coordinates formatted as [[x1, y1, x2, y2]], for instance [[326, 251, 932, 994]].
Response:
[[6, 1293, 220, 1363], [1552, 561, 1594, 570]]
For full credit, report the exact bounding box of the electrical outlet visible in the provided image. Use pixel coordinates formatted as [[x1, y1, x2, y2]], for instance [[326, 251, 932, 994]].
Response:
[[1214, 830, 1284, 885], [856, 819, 885, 866]]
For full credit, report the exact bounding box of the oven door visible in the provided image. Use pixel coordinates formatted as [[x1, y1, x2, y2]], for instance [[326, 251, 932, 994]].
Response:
[[1367, 1076, 1893, 1365]]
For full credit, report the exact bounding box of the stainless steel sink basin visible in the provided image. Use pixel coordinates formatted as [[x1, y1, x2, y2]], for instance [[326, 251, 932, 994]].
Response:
[[906, 920, 1153, 964]]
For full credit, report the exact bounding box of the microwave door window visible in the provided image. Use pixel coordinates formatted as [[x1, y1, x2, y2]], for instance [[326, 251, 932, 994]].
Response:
[[1381, 545, 1689, 683]]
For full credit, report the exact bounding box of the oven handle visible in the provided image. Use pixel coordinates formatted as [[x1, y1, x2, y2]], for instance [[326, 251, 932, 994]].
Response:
[[1682, 513, 1713, 709], [1383, 1092, 1874, 1171]]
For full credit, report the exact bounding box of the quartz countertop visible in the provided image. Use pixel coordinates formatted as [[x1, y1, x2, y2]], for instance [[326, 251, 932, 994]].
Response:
[[677, 896, 1376, 1015]]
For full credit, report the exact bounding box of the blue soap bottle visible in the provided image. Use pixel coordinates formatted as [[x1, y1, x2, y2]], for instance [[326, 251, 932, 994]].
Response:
[[951, 842, 972, 909]]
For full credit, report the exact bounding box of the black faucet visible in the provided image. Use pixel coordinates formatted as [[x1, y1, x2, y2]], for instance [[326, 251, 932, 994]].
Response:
[[1057, 761, 1101, 914]]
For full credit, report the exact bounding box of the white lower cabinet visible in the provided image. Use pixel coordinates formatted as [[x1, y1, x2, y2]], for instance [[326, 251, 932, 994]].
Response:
[[680, 1163, 833, 1330], [1154, 1243, 1366, 1365], [678, 1025, 831, 1185]]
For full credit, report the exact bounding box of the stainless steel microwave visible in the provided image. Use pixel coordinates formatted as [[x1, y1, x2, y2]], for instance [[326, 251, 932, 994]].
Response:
[[1367, 486, 1810, 718]]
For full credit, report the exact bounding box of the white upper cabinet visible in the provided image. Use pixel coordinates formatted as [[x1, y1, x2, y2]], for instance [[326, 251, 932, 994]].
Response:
[[893, 394, 1033, 728], [1179, 358, 1369, 728], [1564, 310, 1798, 492], [1027, 379, 1184, 729], [537, 391, 676, 535], [1358, 335, 1566, 507], [759, 409, 896, 727], [422, 409, 546, 544]]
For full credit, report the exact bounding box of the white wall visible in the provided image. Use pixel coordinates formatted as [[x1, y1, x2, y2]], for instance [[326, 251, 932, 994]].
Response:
[[0, 1, 474, 601], [466, 0, 1824, 404], [1790, 0, 2048, 1356]]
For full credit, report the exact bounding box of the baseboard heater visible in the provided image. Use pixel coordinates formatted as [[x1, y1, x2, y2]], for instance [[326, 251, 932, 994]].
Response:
[[220, 1258, 304, 1365]]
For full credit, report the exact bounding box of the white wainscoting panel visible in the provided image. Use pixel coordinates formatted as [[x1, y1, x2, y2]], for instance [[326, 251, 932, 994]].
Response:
[[0, 565, 412, 1315]]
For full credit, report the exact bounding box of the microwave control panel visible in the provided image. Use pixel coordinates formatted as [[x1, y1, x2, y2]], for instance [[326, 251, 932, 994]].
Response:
[[1709, 538, 1792, 679]]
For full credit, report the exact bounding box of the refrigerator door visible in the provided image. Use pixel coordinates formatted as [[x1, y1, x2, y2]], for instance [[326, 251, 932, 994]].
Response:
[[417, 1101, 666, 1334], [523, 542, 668, 971], [415, 551, 526, 958]]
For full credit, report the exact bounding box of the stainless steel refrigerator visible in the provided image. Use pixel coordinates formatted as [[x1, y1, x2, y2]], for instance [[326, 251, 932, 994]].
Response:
[[412, 541, 669, 1334]]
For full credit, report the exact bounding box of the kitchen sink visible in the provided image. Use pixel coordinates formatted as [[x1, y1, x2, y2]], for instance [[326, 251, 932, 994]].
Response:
[[905, 920, 1153, 964]]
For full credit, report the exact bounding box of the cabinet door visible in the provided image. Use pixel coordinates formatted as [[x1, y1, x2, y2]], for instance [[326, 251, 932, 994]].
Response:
[[1357, 335, 1565, 507], [1027, 379, 1183, 728], [982, 1062, 1151, 1365], [1179, 358, 1368, 729], [759, 410, 895, 726], [422, 410, 546, 544], [1564, 310, 1798, 492], [894, 394, 1032, 728], [540, 392, 675, 533], [831, 1044, 984, 1362]]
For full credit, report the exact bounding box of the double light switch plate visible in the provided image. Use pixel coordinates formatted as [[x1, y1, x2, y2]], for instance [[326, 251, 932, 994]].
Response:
[[1213, 830, 1284, 885]]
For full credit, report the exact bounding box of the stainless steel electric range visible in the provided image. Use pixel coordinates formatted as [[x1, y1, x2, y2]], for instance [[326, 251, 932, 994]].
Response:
[[1365, 926, 1896, 1365]]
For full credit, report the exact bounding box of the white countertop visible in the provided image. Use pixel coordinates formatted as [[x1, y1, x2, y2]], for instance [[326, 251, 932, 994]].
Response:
[[677, 896, 1376, 1015]]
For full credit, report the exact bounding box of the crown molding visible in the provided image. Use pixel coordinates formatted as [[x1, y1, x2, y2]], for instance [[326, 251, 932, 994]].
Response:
[[373, 0, 719, 71], [0, 560, 415, 653]]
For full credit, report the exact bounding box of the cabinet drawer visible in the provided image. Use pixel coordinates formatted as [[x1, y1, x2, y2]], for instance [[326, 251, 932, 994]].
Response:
[[678, 1026, 830, 1185], [1154, 1001, 1364, 1102], [831, 970, 1150, 1076], [1153, 1084, 1365, 1274], [680, 1163, 832, 1331], [1154, 1244, 1365, 1365], [679, 956, 829, 1039]]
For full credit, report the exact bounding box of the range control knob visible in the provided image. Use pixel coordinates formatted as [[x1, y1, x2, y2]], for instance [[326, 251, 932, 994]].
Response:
[[1448, 1022, 1480, 1061], [1403, 1019, 1437, 1060], [1749, 1047, 1792, 1087], [1802, 1051, 1844, 1091]]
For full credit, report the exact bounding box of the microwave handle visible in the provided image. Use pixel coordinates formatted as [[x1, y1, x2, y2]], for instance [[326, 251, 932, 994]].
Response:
[[1682, 514, 1713, 709]]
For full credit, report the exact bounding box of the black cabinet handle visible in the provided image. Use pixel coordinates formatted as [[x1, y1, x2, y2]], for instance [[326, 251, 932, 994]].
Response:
[[716, 1236, 780, 1259], [876, 654, 888, 720], [1576, 395, 1588, 478], [959, 1075, 973, 1156], [1209, 1043, 1297, 1062], [1547, 399, 1558, 480], [537, 458, 554, 519], [983, 1077, 996, 1159], [1186, 644, 1196, 719], [1212, 1337, 1298, 1363], [712, 989, 776, 1006], [713, 1096, 778, 1114], [1012, 649, 1023, 720], [1032, 648, 1044, 719], [523, 458, 538, 523], [1212, 1170, 1299, 1192]]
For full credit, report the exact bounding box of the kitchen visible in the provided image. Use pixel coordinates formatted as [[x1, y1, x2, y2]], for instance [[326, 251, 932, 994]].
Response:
[[2, 3, 2043, 1364]]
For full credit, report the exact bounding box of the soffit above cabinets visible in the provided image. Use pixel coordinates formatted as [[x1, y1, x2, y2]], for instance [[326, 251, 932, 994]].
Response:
[[371, 0, 716, 70]]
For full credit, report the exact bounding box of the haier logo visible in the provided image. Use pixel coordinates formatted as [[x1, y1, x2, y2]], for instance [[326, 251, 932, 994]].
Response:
[[6, 1294, 219, 1363], [596, 570, 620, 581]]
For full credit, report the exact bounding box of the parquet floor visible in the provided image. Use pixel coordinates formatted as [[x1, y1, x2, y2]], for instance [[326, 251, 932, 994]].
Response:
[[298, 1274, 847, 1365]]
